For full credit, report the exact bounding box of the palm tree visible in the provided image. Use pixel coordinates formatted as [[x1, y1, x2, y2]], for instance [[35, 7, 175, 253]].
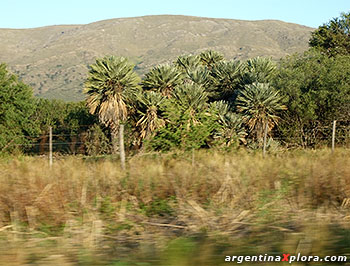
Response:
[[210, 60, 244, 101], [208, 100, 231, 123], [84, 55, 140, 168], [186, 66, 211, 87], [175, 54, 201, 74], [171, 83, 209, 127], [142, 65, 183, 97], [209, 101, 247, 146], [199, 50, 224, 69], [242, 57, 277, 85], [135, 91, 165, 145], [236, 82, 286, 141]]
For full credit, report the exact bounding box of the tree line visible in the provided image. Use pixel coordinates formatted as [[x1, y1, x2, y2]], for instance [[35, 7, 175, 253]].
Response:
[[1, 12, 350, 155]]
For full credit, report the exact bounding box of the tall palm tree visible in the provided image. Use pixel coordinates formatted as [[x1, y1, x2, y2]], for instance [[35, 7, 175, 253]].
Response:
[[135, 91, 165, 145], [84, 56, 140, 167], [236, 82, 286, 141], [142, 65, 183, 97]]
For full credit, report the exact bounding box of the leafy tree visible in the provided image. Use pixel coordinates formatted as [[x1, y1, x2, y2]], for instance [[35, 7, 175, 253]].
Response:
[[236, 82, 286, 141], [30, 99, 68, 150], [64, 101, 98, 134], [142, 65, 183, 97], [30, 98, 75, 154], [85, 124, 111, 156], [273, 50, 350, 146], [309, 12, 350, 56], [84, 56, 140, 160], [32, 99, 96, 131], [0, 63, 38, 153], [30, 99, 99, 154]]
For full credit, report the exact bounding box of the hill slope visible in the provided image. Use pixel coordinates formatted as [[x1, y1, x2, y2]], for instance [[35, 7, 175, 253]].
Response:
[[0, 15, 313, 101]]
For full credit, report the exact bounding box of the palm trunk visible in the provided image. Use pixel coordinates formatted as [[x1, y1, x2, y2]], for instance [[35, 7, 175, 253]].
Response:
[[256, 122, 264, 144], [119, 124, 125, 170], [111, 130, 119, 154]]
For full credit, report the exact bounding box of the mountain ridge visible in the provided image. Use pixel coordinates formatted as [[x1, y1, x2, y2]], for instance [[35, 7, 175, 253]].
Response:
[[0, 15, 313, 101]]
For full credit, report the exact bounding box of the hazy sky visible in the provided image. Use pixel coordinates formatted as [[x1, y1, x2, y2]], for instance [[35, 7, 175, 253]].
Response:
[[1, 0, 349, 29]]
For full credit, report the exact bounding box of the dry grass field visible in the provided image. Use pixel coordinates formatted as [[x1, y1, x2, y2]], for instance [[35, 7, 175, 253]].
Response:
[[0, 149, 350, 265]]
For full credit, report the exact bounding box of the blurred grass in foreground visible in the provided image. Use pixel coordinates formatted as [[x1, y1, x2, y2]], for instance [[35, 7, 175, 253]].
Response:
[[1, 149, 350, 265]]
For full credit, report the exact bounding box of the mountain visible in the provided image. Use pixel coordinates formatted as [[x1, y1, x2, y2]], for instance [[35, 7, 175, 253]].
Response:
[[0, 15, 313, 101]]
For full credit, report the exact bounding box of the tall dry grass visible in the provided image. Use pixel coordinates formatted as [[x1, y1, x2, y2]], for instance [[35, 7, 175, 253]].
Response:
[[1, 149, 350, 264], [1, 150, 350, 228]]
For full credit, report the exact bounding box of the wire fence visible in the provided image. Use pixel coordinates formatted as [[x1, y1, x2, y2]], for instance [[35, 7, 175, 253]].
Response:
[[4, 120, 350, 157]]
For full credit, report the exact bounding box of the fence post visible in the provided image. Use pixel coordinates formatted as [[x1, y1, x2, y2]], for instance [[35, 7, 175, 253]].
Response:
[[119, 124, 125, 170], [263, 122, 268, 158], [192, 148, 195, 167], [49, 126, 53, 167], [332, 120, 337, 153]]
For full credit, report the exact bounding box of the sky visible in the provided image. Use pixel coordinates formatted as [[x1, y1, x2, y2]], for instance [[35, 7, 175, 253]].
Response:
[[1, 0, 349, 29]]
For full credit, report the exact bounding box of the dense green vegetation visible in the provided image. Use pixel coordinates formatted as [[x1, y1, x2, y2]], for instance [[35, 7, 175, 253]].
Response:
[[275, 50, 350, 146], [1, 12, 350, 155], [310, 12, 350, 56], [0, 63, 39, 153]]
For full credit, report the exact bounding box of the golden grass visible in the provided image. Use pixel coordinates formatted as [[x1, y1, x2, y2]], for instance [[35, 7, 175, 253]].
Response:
[[1, 149, 350, 228], [1, 149, 350, 264]]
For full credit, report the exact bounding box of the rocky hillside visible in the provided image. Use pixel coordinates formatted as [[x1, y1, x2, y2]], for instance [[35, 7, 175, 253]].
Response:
[[0, 15, 313, 101]]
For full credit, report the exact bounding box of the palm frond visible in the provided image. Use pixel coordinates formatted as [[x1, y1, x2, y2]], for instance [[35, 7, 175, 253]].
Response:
[[242, 57, 277, 84], [175, 54, 201, 74], [209, 60, 244, 100], [142, 65, 183, 97], [199, 50, 224, 68]]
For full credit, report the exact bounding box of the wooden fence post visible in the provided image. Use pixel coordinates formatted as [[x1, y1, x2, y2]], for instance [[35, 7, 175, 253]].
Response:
[[263, 122, 268, 158], [332, 120, 337, 153], [49, 126, 53, 167], [119, 124, 125, 170], [192, 148, 195, 167]]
